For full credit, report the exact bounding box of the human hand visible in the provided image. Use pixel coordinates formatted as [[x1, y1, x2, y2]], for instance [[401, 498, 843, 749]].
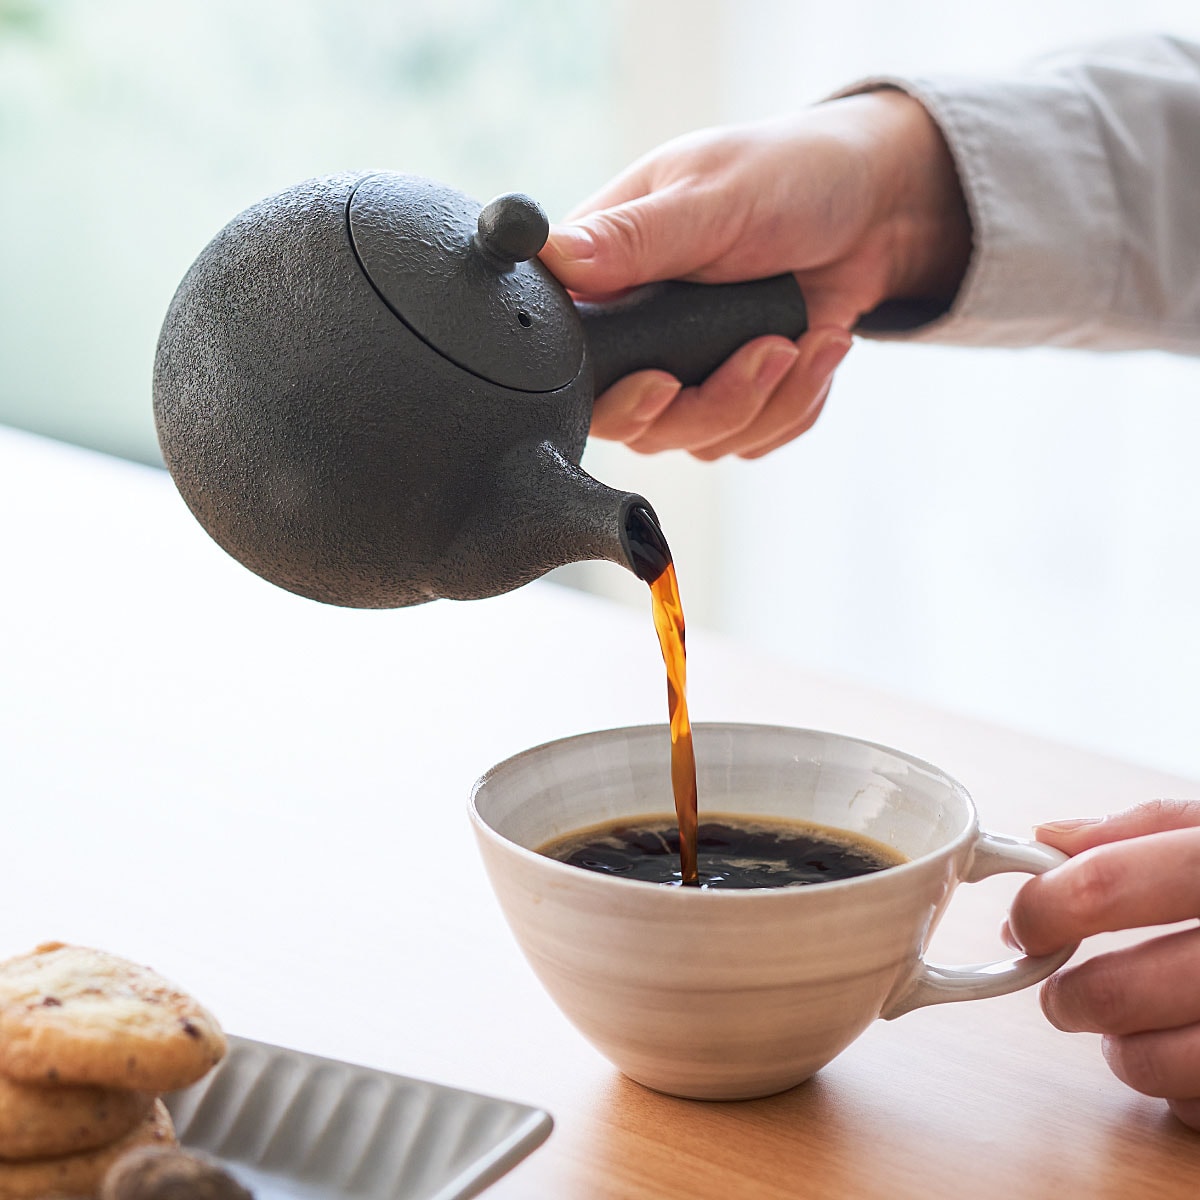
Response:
[[540, 89, 970, 459], [1006, 800, 1200, 1130]]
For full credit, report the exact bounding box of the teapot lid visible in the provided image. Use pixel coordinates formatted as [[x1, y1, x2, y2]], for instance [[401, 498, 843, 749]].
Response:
[[348, 173, 583, 393]]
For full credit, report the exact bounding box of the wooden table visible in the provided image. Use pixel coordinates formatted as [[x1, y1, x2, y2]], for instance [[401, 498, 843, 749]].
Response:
[[4, 424, 1199, 1198]]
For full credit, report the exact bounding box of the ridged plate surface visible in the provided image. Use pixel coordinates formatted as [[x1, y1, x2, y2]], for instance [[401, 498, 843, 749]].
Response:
[[165, 1037, 552, 1200]]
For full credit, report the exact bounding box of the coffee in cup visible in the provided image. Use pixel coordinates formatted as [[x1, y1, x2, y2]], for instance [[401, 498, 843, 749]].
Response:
[[538, 813, 906, 888]]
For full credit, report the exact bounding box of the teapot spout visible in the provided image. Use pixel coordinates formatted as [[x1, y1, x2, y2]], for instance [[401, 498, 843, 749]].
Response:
[[437, 441, 667, 600]]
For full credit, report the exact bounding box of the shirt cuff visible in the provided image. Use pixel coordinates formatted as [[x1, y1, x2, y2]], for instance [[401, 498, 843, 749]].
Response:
[[833, 73, 1121, 348]]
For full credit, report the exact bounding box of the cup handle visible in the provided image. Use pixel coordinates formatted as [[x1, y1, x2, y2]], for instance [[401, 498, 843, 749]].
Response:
[[881, 830, 1078, 1020]]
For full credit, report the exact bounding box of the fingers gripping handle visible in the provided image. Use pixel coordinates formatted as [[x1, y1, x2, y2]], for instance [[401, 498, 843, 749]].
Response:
[[882, 831, 1078, 1020], [576, 274, 808, 395]]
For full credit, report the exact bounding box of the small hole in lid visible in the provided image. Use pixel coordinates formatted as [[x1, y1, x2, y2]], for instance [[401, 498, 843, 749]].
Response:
[[517, 311, 533, 328]]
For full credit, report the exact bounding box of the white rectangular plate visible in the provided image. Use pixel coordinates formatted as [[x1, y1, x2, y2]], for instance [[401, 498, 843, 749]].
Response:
[[165, 1036, 553, 1200]]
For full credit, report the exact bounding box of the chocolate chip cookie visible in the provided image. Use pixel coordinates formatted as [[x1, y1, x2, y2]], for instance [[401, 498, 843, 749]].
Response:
[[0, 944, 226, 1092]]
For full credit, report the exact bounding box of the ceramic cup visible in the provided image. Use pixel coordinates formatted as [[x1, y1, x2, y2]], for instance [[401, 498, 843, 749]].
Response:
[[470, 723, 1076, 1101]]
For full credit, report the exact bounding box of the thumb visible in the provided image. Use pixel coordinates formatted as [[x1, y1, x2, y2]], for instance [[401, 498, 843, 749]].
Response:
[[542, 187, 717, 296], [1035, 799, 1200, 856]]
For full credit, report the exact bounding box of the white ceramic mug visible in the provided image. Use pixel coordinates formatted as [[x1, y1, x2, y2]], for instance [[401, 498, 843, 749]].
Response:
[[470, 724, 1076, 1101]]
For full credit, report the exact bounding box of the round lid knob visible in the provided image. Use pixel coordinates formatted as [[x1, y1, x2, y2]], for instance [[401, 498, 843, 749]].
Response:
[[348, 174, 584, 393], [475, 193, 550, 266]]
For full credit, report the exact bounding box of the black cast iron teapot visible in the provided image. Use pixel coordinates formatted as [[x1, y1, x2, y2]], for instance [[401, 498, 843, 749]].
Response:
[[153, 172, 807, 607]]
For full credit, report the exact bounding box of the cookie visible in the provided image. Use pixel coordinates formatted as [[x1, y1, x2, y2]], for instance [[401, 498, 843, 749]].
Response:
[[0, 944, 226, 1091], [0, 1098, 175, 1200], [100, 1146, 253, 1200], [0, 1074, 153, 1161]]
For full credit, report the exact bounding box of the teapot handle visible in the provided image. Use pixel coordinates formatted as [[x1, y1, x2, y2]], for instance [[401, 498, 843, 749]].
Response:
[[575, 275, 808, 395]]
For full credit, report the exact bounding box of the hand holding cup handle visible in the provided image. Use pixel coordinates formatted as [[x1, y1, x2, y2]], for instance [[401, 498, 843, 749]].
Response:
[[882, 832, 1077, 1019]]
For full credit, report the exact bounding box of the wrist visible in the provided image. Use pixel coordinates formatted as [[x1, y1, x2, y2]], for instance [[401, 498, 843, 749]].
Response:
[[861, 89, 972, 304]]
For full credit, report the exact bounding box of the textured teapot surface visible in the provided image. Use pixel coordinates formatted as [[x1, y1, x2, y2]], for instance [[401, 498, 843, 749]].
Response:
[[349, 175, 584, 392], [153, 172, 647, 609]]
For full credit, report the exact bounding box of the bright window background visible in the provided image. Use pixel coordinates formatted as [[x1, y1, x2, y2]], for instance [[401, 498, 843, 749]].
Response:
[[3, 1, 1199, 782], [579, 0, 1200, 784], [0, 0, 620, 459]]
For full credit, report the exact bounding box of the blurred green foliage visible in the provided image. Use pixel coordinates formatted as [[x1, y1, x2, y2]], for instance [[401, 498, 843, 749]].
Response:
[[0, 0, 49, 37], [0, 0, 618, 463]]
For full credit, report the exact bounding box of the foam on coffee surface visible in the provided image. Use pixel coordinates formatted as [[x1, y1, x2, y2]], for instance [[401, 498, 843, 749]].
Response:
[[540, 813, 906, 889]]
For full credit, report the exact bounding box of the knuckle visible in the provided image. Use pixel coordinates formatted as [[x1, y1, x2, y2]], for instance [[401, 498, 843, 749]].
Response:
[[1059, 851, 1122, 928], [1105, 1034, 1172, 1097], [1070, 958, 1134, 1032], [592, 207, 648, 267], [1134, 798, 1200, 828]]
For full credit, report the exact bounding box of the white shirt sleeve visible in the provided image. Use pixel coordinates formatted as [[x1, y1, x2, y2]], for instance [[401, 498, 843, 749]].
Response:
[[842, 34, 1200, 354]]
